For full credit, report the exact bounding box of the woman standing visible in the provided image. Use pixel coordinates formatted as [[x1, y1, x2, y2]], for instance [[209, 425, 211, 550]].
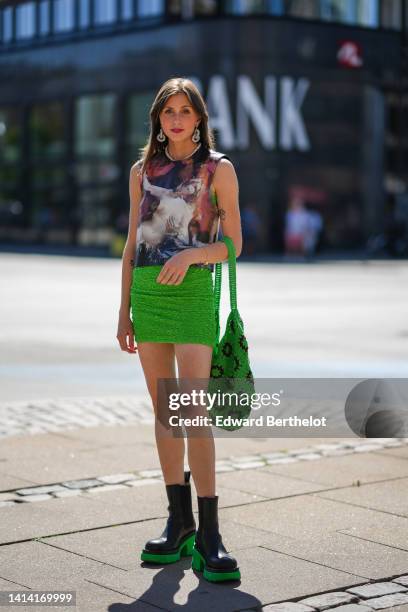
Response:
[[117, 77, 242, 583]]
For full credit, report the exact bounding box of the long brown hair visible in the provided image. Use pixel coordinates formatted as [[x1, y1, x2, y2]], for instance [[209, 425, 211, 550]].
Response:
[[136, 77, 215, 176]]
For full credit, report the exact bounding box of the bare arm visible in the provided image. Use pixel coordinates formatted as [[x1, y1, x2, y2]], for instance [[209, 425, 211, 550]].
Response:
[[116, 163, 142, 353], [187, 158, 243, 264], [119, 163, 142, 315]]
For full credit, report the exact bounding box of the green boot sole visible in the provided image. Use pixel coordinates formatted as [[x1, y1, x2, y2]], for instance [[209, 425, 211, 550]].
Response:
[[191, 545, 241, 582], [140, 531, 195, 564]]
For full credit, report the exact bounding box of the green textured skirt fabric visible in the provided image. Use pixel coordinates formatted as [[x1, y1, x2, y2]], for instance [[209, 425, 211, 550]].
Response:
[[130, 265, 216, 348]]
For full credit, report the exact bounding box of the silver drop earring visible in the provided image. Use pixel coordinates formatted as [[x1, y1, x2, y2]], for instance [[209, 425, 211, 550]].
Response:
[[157, 127, 166, 142], [192, 125, 200, 143]]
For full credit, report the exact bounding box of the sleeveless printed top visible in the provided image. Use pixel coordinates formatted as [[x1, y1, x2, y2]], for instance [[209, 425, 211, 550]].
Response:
[[133, 145, 231, 272]]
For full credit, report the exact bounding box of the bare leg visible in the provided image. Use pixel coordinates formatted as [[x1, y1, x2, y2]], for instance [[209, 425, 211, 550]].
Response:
[[175, 343, 215, 497], [137, 342, 185, 486]]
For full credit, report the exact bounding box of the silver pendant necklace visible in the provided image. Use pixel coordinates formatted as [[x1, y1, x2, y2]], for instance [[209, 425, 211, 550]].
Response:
[[164, 142, 201, 161]]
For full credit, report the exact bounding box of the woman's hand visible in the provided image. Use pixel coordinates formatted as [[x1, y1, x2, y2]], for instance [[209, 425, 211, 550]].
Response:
[[156, 250, 193, 285], [116, 311, 137, 353]]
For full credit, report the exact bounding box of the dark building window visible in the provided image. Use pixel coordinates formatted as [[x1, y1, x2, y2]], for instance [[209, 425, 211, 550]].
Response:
[[224, 0, 266, 14], [381, 0, 402, 29], [30, 102, 66, 159], [222, 0, 381, 27], [29, 102, 67, 239], [0, 108, 23, 233], [0, 108, 21, 162], [126, 92, 154, 167], [16, 2, 36, 39], [319, 0, 379, 28], [2, 6, 13, 43], [78, 186, 117, 232], [74, 94, 119, 243], [121, 0, 134, 20], [53, 0, 75, 32], [286, 0, 319, 19], [0, 167, 23, 232], [138, 0, 165, 18], [94, 0, 118, 25], [75, 94, 116, 156], [79, 0, 91, 28], [39, 0, 50, 36], [265, 0, 285, 15]]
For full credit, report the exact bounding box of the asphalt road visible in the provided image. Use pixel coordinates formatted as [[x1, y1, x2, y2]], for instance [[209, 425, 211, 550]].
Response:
[[1, 253, 408, 403]]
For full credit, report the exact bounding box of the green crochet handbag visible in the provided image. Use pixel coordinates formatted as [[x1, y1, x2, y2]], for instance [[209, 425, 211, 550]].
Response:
[[208, 236, 255, 431]]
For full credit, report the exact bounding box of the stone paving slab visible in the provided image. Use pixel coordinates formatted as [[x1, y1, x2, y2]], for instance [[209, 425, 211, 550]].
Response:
[[262, 604, 317, 612], [321, 606, 372, 612], [298, 591, 359, 608], [375, 446, 408, 460], [0, 581, 141, 611], [215, 468, 326, 498], [0, 482, 264, 545], [2, 428, 403, 496], [0, 395, 155, 439], [0, 495, 106, 544], [260, 452, 408, 487], [0, 441, 160, 487], [0, 432, 366, 494], [0, 576, 30, 590], [347, 581, 408, 598], [52, 423, 157, 447], [3, 440, 406, 510], [39, 518, 273, 570], [74, 482, 265, 525], [93, 545, 363, 611], [0, 541, 151, 611], [260, 531, 408, 581], [0, 430, 106, 459], [220, 494, 408, 542], [316, 478, 408, 517], [37, 517, 408, 582], [0, 429, 344, 492], [339, 520, 408, 552], [0, 430, 357, 491], [0, 471, 38, 491], [363, 593, 408, 609], [190, 436, 356, 460], [63, 581, 142, 611]]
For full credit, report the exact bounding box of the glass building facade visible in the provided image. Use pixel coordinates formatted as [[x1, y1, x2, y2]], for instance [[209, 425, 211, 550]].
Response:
[[0, 0, 406, 252], [1, 0, 405, 43]]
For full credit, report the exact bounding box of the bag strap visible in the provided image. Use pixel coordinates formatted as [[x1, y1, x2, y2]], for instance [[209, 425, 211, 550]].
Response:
[[213, 236, 238, 347]]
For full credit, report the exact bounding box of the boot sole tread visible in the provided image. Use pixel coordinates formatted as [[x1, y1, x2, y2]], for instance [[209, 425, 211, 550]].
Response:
[[191, 545, 241, 582], [140, 531, 196, 564]]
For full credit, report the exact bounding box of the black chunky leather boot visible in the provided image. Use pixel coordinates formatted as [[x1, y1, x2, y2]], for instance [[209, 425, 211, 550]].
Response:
[[192, 495, 241, 582], [141, 470, 196, 564]]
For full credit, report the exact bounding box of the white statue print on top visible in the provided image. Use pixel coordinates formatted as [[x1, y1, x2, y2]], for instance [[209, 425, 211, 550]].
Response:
[[137, 173, 204, 247]]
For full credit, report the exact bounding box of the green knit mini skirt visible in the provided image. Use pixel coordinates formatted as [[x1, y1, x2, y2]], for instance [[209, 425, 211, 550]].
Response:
[[130, 265, 216, 348]]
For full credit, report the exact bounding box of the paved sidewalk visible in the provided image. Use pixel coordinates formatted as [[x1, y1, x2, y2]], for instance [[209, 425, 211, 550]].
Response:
[[1, 419, 408, 612], [2, 255, 408, 610]]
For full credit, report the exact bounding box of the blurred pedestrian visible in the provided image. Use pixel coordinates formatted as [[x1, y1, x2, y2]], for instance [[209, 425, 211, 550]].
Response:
[[284, 195, 309, 256], [304, 207, 323, 257]]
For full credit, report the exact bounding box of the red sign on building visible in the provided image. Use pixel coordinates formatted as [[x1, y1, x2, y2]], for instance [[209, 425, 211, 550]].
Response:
[[337, 41, 363, 68]]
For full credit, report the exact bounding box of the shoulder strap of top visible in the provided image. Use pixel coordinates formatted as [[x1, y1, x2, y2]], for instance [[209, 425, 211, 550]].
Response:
[[133, 159, 144, 190], [207, 151, 233, 187], [208, 149, 232, 165]]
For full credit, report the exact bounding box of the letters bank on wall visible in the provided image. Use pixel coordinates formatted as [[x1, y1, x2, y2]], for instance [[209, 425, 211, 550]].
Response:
[[0, 2, 405, 254]]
